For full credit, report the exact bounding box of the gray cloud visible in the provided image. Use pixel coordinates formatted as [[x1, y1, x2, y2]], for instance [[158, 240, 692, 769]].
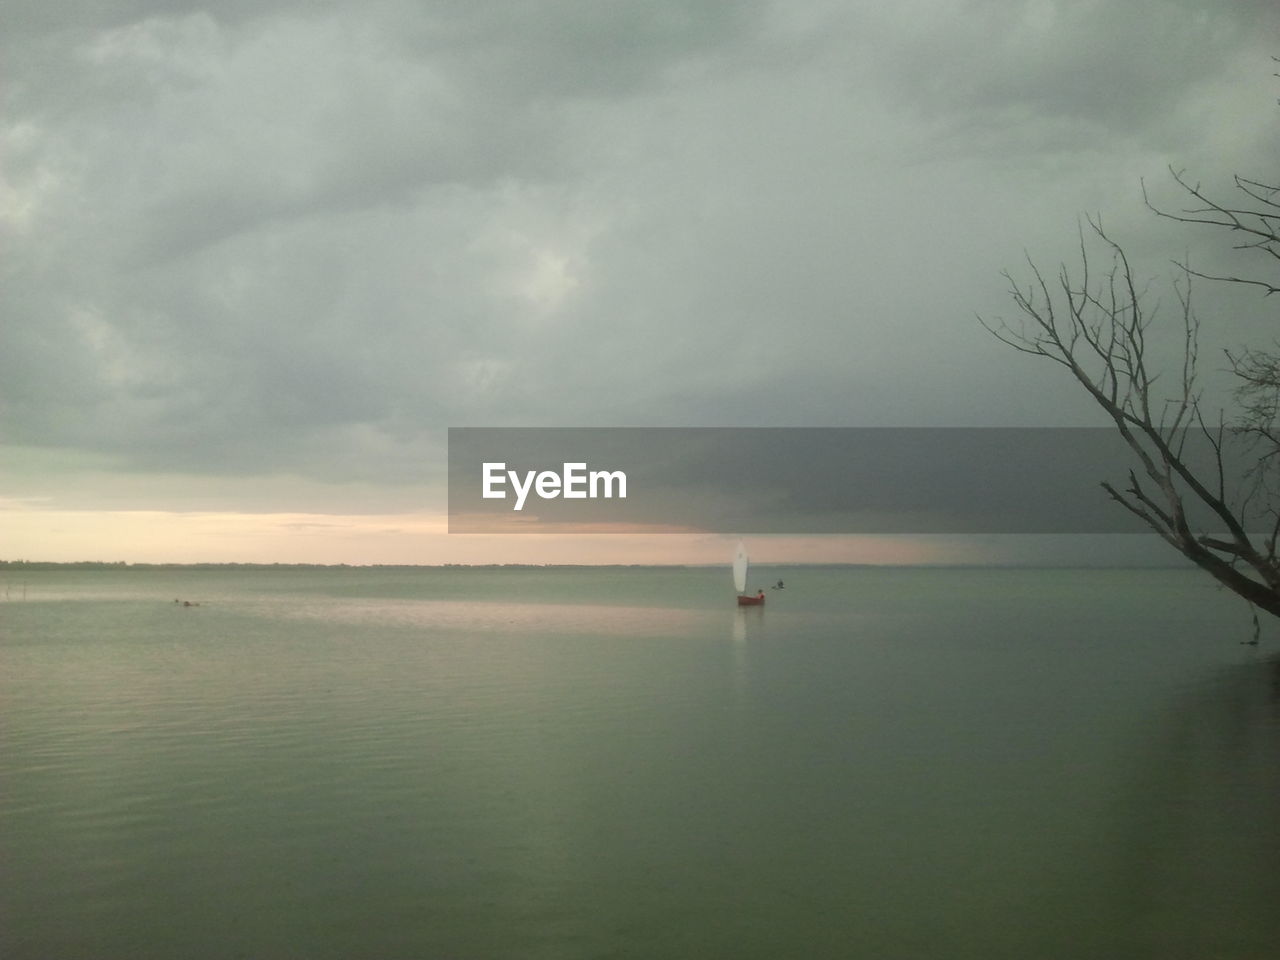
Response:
[[3, 0, 1277, 510]]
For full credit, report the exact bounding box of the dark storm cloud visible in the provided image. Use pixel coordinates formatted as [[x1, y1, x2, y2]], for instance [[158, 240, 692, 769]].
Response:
[[2, 0, 1277, 508], [853, 1, 1276, 138]]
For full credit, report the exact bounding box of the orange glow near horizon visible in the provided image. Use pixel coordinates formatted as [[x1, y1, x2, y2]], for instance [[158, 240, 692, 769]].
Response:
[[0, 504, 984, 566]]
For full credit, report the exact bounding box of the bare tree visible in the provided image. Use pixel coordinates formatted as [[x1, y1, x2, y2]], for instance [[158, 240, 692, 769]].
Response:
[[1144, 167, 1280, 298], [981, 203, 1280, 620], [1145, 169, 1280, 452]]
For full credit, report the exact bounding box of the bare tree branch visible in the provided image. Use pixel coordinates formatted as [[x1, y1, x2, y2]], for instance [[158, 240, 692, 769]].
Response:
[[981, 201, 1280, 618]]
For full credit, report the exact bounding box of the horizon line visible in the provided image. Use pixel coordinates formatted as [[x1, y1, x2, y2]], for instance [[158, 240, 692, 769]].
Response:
[[0, 559, 1194, 570]]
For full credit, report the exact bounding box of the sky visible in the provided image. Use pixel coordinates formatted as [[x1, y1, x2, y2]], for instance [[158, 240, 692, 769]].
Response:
[[3, 0, 1279, 564]]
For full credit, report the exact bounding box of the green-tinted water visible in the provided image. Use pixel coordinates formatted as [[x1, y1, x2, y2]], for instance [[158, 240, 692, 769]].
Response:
[[2, 566, 1278, 958]]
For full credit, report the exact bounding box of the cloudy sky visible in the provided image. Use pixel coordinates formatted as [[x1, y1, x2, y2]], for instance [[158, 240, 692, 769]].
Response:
[[3, 0, 1278, 563]]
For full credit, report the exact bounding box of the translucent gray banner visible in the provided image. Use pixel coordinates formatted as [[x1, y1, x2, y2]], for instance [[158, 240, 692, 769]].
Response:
[[447, 427, 1256, 534]]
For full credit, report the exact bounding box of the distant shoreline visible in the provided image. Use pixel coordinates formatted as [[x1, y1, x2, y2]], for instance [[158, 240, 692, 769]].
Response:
[[0, 560, 1193, 571]]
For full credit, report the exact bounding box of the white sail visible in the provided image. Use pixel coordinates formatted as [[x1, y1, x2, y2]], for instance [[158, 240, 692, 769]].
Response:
[[732, 541, 748, 594]]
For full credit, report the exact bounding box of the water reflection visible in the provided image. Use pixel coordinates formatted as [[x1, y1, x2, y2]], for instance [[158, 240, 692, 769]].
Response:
[[729, 607, 766, 707], [1108, 654, 1280, 957], [263, 596, 709, 637]]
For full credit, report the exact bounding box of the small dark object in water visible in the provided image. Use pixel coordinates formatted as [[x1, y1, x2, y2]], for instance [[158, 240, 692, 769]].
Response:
[[1243, 606, 1261, 646]]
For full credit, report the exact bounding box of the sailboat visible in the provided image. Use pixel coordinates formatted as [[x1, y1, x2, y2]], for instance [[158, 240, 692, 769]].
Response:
[[733, 541, 764, 606]]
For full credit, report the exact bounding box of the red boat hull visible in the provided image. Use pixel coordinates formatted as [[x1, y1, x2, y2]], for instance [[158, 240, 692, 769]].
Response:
[[737, 594, 765, 606]]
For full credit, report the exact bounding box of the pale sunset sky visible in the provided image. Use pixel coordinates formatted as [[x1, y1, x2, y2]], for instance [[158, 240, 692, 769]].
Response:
[[3, 0, 1278, 564]]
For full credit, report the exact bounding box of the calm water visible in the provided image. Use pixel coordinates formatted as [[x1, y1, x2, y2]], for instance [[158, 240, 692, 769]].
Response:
[[2, 565, 1278, 959]]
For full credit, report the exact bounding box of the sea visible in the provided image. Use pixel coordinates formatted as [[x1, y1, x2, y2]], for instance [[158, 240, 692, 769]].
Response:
[[2, 564, 1278, 959]]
